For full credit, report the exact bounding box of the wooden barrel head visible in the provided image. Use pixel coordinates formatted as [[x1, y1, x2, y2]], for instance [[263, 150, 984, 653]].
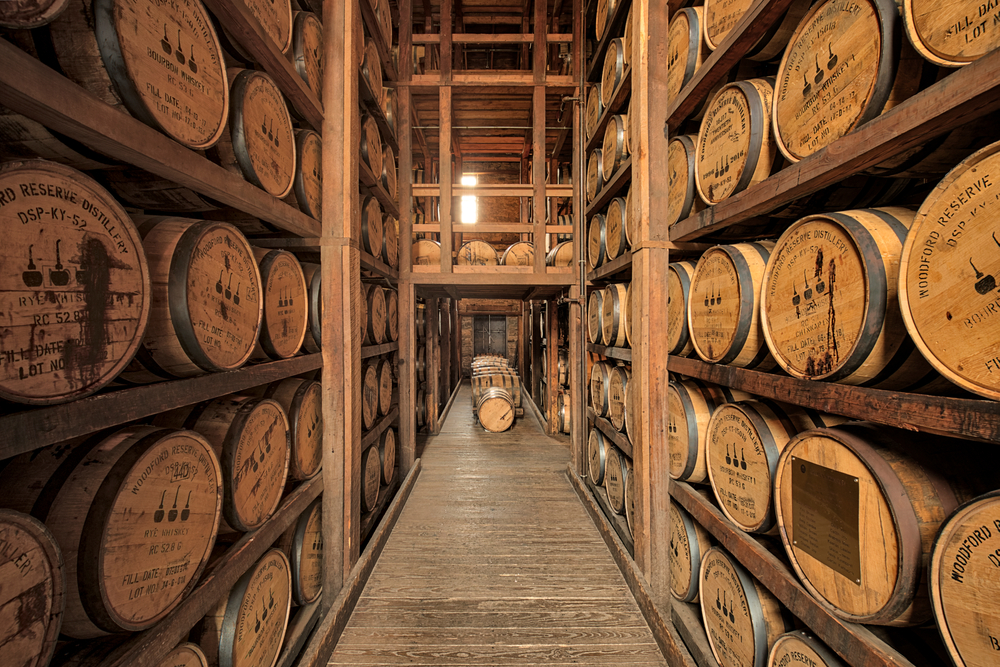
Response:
[[366, 284, 386, 345], [601, 284, 629, 348], [668, 261, 696, 356], [161, 643, 209, 667], [589, 428, 607, 484], [588, 213, 607, 270], [219, 549, 291, 667], [382, 87, 397, 134], [773, 0, 900, 162], [604, 446, 627, 514], [668, 379, 713, 483], [689, 242, 775, 368], [696, 79, 776, 205], [501, 242, 534, 266], [587, 149, 604, 203], [382, 144, 397, 199], [546, 241, 573, 267], [456, 240, 499, 265], [588, 289, 604, 344], [608, 365, 630, 432], [595, 0, 612, 39], [606, 197, 628, 260], [590, 360, 612, 416], [253, 248, 308, 360], [363, 362, 379, 430], [700, 546, 790, 667], [362, 39, 383, 102], [668, 135, 703, 227], [361, 114, 383, 177], [0, 0, 67, 27], [292, 12, 324, 97], [228, 70, 295, 198], [930, 491, 1000, 667], [704, 0, 753, 50], [0, 161, 151, 404], [385, 289, 399, 342], [379, 427, 397, 484], [767, 631, 846, 667], [0, 510, 64, 667], [477, 388, 514, 432], [601, 38, 624, 108], [669, 501, 711, 603], [263, 378, 322, 481], [585, 85, 603, 141], [412, 239, 441, 266], [903, 0, 1000, 66], [762, 208, 930, 388], [286, 499, 323, 606], [899, 142, 1000, 400], [292, 129, 322, 220], [361, 445, 381, 512], [668, 8, 707, 103], [134, 217, 262, 377], [623, 4, 633, 64], [301, 262, 321, 352], [362, 195, 384, 257], [383, 215, 399, 268], [602, 114, 629, 178], [378, 357, 393, 415], [416, 344, 426, 381]]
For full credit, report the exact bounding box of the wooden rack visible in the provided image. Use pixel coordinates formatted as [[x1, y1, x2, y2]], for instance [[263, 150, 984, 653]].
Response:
[[587, 408, 632, 458]]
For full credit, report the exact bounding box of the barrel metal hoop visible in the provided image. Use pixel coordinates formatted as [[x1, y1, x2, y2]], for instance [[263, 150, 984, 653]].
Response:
[[854, 0, 902, 130], [738, 402, 783, 533], [680, 9, 701, 89], [729, 551, 771, 667], [679, 508, 702, 602], [729, 81, 766, 197], [674, 382, 702, 480], [717, 246, 755, 365]]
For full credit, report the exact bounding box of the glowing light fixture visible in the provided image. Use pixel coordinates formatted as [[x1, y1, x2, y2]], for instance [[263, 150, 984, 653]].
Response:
[[460, 175, 477, 224]]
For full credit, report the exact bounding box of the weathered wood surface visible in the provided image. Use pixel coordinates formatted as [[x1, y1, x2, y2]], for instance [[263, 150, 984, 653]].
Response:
[[328, 384, 669, 666]]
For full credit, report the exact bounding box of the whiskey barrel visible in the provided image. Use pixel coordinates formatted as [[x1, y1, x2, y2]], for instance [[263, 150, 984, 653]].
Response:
[[382, 87, 397, 135], [706, 399, 846, 535], [471, 373, 521, 407], [667, 135, 706, 228], [379, 427, 397, 484], [365, 284, 387, 345], [588, 428, 608, 483], [362, 195, 384, 257], [601, 38, 625, 108], [456, 240, 499, 265], [588, 289, 604, 344], [557, 392, 572, 434], [385, 289, 399, 342], [0, 427, 222, 639], [415, 385, 427, 428], [412, 239, 442, 266], [929, 491, 1000, 667], [623, 189, 635, 248], [382, 144, 397, 199], [587, 149, 604, 203], [602, 114, 630, 178], [260, 378, 322, 481], [700, 546, 793, 667], [360, 283, 368, 347], [605, 197, 629, 260], [768, 631, 846, 667], [590, 359, 613, 417], [0, 0, 67, 27], [362, 361, 379, 430], [668, 261, 697, 356], [301, 262, 322, 353], [688, 242, 776, 369], [251, 248, 308, 360], [416, 344, 426, 381], [0, 105, 116, 171], [477, 387, 515, 432], [607, 364, 631, 432], [761, 208, 938, 389], [558, 349, 569, 387], [585, 85, 604, 142], [669, 501, 712, 604], [118, 217, 261, 382], [362, 38, 383, 102], [623, 4, 633, 65], [0, 510, 64, 667], [696, 78, 777, 205], [601, 283, 629, 348], [0, 161, 151, 404], [292, 12, 323, 97], [46, 0, 228, 149], [290, 129, 322, 219], [667, 8, 709, 106], [594, 0, 615, 40], [57, 639, 207, 667], [703, 0, 807, 61], [774, 423, 976, 626], [361, 113, 383, 177], [903, 0, 1000, 67], [210, 69, 296, 198], [154, 397, 288, 534], [604, 446, 629, 514], [546, 241, 574, 267], [377, 357, 394, 415], [199, 549, 291, 667], [899, 140, 1000, 401], [278, 498, 322, 606], [501, 242, 534, 266], [668, 379, 752, 483], [383, 214, 399, 268], [773, 0, 923, 163], [588, 213, 607, 270]]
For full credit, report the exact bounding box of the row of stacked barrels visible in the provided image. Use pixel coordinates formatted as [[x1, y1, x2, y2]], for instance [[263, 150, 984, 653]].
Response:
[[587, 282, 632, 348], [588, 189, 632, 270], [587, 414, 635, 538], [666, 375, 1000, 667], [0, 160, 333, 406], [360, 350, 399, 515], [555, 348, 571, 435], [471, 355, 520, 433], [1, 0, 326, 225], [664, 0, 1000, 233], [0, 372, 325, 667]]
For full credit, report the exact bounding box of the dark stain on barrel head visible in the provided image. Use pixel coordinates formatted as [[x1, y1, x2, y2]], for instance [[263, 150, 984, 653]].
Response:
[[65, 237, 112, 388]]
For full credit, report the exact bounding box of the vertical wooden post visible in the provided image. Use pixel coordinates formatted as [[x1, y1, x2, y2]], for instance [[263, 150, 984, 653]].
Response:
[[441, 298, 452, 402], [427, 298, 441, 433], [633, 0, 671, 607], [398, 0, 416, 475], [518, 302, 526, 379], [454, 300, 463, 381], [570, 0, 584, 472], [531, 0, 547, 274], [439, 88, 453, 273], [546, 300, 559, 433], [530, 303, 542, 402]]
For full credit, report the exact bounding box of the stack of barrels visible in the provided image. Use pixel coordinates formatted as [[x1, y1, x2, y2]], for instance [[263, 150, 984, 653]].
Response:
[[588, 192, 632, 272], [471, 355, 521, 433], [588, 282, 632, 350], [360, 284, 398, 514], [414, 300, 435, 432]]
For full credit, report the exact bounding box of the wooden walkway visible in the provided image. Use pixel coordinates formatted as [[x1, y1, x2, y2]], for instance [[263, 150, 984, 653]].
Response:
[[329, 384, 668, 666]]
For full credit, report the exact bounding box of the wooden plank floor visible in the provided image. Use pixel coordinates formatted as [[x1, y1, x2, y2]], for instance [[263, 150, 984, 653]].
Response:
[[329, 384, 668, 666]]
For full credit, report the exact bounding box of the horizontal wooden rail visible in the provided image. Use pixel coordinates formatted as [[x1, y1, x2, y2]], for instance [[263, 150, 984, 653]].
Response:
[[585, 156, 632, 215], [588, 342, 632, 362], [587, 408, 633, 458], [585, 0, 632, 83], [588, 251, 633, 281], [586, 68, 632, 154], [361, 342, 400, 359]]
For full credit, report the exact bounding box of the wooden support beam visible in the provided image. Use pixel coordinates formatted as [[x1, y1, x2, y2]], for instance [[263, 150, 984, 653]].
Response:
[[439, 88, 453, 272], [532, 86, 546, 273], [428, 297, 441, 433], [441, 0, 452, 80], [441, 299, 453, 405], [531, 303, 542, 401]]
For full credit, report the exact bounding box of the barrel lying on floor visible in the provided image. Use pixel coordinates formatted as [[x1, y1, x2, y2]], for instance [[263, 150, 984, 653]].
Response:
[[471, 355, 519, 432]]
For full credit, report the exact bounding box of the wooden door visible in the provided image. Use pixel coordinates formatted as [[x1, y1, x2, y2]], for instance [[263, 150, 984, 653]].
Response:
[[473, 315, 506, 357]]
